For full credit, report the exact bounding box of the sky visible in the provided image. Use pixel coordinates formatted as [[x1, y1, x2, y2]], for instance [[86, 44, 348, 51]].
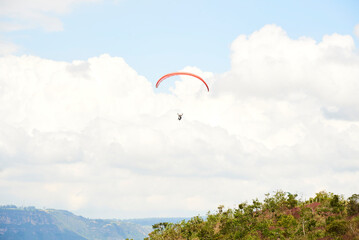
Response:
[[0, 0, 359, 219]]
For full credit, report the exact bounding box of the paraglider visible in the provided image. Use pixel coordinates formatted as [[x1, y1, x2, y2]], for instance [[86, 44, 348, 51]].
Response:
[[156, 72, 209, 121], [156, 72, 209, 92]]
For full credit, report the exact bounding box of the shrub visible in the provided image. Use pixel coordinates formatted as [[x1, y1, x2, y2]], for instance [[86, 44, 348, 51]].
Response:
[[326, 219, 348, 236]]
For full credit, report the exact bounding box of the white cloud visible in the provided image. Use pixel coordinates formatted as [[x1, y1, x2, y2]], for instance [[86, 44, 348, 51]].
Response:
[[354, 24, 359, 39], [0, 0, 101, 32], [0, 38, 18, 55], [1, 25, 359, 218]]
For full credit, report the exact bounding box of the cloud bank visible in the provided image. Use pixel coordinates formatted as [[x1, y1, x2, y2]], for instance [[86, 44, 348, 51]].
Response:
[[0, 25, 359, 218]]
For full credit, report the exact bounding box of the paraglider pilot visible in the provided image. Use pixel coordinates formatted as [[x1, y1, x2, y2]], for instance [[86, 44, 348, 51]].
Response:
[[177, 113, 183, 121]]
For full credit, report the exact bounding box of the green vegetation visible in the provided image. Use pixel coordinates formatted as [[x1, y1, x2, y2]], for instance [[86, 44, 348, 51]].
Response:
[[2, 191, 358, 239], [146, 191, 359, 240]]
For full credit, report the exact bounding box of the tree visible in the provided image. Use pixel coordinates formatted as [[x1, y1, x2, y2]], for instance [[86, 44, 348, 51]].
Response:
[[347, 194, 359, 216]]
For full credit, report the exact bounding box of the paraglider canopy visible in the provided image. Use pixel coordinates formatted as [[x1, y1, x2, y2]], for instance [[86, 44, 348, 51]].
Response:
[[156, 72, 209, 92]]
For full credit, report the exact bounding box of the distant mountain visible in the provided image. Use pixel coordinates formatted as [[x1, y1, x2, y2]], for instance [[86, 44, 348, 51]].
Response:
[[123, 217, 191, 227], [0, 205, 154, 240]]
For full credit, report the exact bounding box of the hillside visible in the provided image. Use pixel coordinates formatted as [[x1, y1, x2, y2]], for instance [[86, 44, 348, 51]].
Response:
[[146, 191, 359, 240], [2, 191, 358, 240], [0, 206, 150, 240]]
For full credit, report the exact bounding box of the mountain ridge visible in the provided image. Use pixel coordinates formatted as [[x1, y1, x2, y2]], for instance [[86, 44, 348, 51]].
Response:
[[0, 205, 187, 240]]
